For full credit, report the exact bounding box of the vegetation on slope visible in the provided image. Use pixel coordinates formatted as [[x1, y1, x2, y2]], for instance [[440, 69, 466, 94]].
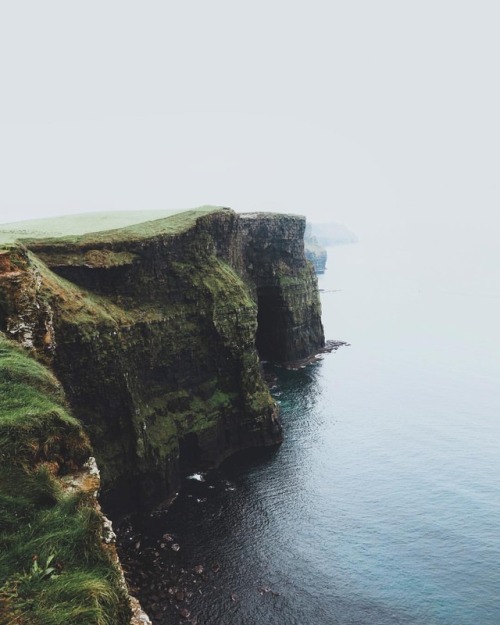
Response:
[[0, 335, 130, 625], [0, 206, 223, 246]]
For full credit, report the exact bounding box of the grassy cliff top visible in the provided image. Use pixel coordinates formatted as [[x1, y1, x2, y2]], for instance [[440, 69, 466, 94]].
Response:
[[0, 206, 225, 247], [239, 211, 305, 220]]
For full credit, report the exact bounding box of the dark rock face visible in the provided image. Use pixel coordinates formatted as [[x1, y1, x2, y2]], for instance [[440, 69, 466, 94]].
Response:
[[240, 213, 325, 362], [0, 208, 324, 514]]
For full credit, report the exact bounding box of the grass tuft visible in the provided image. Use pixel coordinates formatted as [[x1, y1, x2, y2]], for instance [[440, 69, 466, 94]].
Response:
[[0, 335, 130, 625], [0, 335, 91, 469]]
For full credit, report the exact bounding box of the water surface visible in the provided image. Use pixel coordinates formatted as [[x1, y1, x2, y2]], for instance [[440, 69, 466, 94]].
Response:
[[121, 244, 500, 625]]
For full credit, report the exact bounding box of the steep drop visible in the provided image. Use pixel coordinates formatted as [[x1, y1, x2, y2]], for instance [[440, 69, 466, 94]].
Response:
[[0, 207, 323, 514]]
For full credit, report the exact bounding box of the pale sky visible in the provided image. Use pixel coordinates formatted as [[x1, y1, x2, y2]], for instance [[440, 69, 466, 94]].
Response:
[[1, 1, 499, 291]]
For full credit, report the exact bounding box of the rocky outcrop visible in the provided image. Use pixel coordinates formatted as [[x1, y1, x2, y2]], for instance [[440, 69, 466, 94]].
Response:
[[240, 213, 324, 361], [0, 207, 323, 515]]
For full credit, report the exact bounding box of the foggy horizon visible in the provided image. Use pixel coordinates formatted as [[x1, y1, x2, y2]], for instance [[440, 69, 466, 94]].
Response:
[[2, 6, 500, 624], [1, 2, 499, 293]]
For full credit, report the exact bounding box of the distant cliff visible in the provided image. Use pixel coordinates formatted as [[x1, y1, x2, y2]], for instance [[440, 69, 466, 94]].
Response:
[[309, 221, 358, 246], [0, 207, 324, 515], [304, 223, 327, 273]]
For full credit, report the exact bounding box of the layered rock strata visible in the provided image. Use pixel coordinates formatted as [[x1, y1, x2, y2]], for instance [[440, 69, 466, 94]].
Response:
[[240, 213, 324, 361], [0, 207, 323, 514]]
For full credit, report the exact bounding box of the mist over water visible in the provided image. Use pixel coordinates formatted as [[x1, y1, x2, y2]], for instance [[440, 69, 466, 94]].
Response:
[[123, 241, 500, 624], [2, 3, 499, 619], [314, 244, 500, 624]]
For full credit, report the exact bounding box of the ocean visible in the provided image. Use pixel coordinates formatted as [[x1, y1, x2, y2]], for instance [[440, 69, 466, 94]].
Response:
[[121, 242, 500, 624]]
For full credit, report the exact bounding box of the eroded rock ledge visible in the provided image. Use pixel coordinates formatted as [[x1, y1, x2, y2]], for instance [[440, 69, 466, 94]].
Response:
[[0, 207, 324, 516]]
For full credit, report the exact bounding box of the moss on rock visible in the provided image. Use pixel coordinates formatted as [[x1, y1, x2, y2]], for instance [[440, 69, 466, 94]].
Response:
[[0, 207, 322, 515]]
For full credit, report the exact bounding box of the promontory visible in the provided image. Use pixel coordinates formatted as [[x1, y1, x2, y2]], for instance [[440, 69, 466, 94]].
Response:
[[0, 206, 324, 624]]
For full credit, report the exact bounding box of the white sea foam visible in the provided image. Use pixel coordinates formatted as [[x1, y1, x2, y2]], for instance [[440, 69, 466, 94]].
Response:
[[187, 473, 205, 482]]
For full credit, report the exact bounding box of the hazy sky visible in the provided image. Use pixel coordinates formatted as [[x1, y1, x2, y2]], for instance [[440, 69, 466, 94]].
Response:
[[1, 1, 499, 291]]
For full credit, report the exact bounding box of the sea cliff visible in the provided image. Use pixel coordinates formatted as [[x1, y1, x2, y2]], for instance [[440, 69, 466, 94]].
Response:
[[304, 223, 328, 274], [0, 207, 324, 516]]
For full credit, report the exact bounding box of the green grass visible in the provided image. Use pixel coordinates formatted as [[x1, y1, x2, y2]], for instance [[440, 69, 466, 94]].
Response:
[[0, 340, 63, 397], [0, 206, 224, 246], [0, 483, 129, 625], [0, 336, 90, 469], [0, 335, 130, 625], [1, 569, 126, 625]]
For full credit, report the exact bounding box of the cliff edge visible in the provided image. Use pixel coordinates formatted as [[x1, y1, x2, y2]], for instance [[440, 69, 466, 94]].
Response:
[[0, 334, 134, 625], [0, 207, 324, 515]]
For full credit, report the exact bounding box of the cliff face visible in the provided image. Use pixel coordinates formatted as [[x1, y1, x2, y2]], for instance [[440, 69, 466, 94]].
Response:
[[240, 214, 324, 361], [0, 207, 323, 514]]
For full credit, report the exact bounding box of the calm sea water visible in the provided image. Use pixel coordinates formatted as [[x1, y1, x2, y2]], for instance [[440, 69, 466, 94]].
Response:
[[121, 243, 500, 625]]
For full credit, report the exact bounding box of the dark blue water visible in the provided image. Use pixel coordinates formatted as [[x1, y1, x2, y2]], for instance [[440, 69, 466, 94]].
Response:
[[122, 244, 500, 625]]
